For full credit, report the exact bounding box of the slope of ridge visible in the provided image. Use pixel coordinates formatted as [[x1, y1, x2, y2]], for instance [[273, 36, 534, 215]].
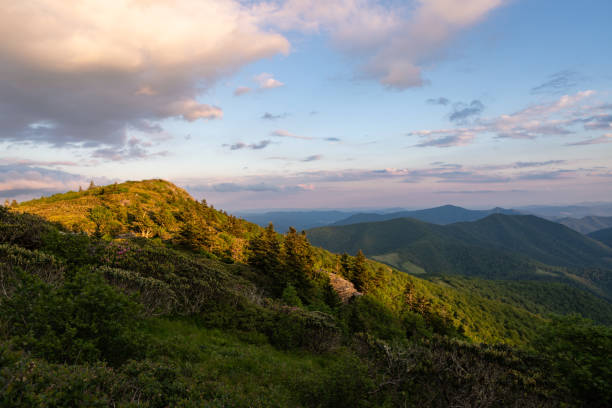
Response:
[[589, 227, 612, 247], [332, 205, 520, 226], [308, 217, 541, 279], [307, 214, 612, 300], [15, 179, 261, 261], [557, 215, 612, 234], [445, 214, 612, 269]]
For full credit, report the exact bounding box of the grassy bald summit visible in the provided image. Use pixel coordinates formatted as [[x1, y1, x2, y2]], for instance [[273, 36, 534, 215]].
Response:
[[16, 179, 259, 261]]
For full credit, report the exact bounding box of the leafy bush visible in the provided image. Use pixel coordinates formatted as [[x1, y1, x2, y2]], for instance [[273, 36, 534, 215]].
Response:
[[0, 244, 65, 297], [0, 269, 144, 366], [535, 315, 612, 407], [0, 206, 52, 250], [266, 306, 341, 352]]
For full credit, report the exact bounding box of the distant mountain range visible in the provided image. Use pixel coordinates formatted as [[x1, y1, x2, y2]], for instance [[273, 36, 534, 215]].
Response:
[[517, 203, 612, 219], [307, 214, 612, 298], [331, 205, 521, 226], [234, 210, 356, 233], [557, 216, 612, 234]]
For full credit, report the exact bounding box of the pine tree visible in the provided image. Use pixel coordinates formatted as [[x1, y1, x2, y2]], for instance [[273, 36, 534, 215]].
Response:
[[340, 253, 353, 280], [88, 180, 96, 190], [352, 249, 369, 292], [283, 228, 315, 294], [248, 223, 283, 291]]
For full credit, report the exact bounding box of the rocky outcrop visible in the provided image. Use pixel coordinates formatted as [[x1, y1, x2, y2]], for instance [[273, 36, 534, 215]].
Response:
[[328, 272, 361, 303]]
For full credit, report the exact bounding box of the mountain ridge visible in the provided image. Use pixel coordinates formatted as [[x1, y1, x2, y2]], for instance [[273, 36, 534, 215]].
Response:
[[332, 204, 522, 226]]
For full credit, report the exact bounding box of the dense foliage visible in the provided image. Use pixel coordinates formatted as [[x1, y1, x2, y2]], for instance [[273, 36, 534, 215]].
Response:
[[2, 181, 612, 407], [307, 215, 612, 299]]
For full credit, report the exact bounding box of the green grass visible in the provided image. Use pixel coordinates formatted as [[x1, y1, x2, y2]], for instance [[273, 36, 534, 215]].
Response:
[[142, 318, 369, 407]]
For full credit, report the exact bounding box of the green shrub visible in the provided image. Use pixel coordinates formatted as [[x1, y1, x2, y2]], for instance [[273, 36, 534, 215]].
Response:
[[535, 315, 612, 406], [0, 269, 144, 366]]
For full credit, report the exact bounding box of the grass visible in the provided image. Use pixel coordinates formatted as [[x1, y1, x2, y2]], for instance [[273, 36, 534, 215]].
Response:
[[141, 318, 366, 407]]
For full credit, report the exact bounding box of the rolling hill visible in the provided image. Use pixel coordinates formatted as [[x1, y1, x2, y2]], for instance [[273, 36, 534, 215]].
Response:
[[332, 205, 520, 226], [558, 216, 612, 234], [589, 227, 612, 247], [307, 214, 612, 298]]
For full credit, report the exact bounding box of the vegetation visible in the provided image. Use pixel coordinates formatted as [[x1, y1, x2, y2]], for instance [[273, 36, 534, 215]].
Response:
[[307, 215, 612, 299], [332, 204, 519, 226], [589, 226, 612, 247], [1, 180, 611, 406]]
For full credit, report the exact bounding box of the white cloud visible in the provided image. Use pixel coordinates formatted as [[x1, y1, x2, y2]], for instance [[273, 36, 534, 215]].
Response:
[[254, 73, 285, 89], [409, 91, 606, 147], [257, 0, 506, 89], [0, 0, 289, 147]]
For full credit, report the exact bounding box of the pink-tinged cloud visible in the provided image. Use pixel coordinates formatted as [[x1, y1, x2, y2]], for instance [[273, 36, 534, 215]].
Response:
[[409, 91, 606, 147], [271, 129, 314, 140], [254, 73, 285, 89], [0, 0, 289, 148], [233, 86, 252, 96], [567, 133, 612, 146], [256, 0, 506, 89]]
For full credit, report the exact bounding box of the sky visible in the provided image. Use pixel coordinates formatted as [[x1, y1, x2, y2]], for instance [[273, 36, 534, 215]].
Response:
[[1, 0, 612, 211]]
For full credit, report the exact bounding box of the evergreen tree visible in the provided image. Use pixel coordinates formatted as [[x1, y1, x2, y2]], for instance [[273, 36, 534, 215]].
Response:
[[352, 249, 369, 292], [177, 217, 214, 251], [340, 253, 353, 280], [248, 223, 283, 291], [281, 284, 303, 307], [283, 228, 315, 294]]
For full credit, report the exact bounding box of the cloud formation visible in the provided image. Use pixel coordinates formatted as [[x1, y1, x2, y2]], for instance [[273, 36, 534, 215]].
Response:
[[449, 100, 485, 123], [0, 0, 289, 148], [234, 87, 252, 96], [254, 73, 285, 89], [225, 140, 272, 150], [301, 155, 323, 162], [0, 164, 109, 201], [261, 112, 289, 120], [271, 129, 314, 140], [427, 97, 450, 106], [531, 70, 582, 94], [566, 134, 612, 146], [256, 0, 506, 89], [409, 90, 608, 147]]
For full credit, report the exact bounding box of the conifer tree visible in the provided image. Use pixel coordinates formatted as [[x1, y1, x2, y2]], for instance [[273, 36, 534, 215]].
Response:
[[248, 223, 283, 289], [340, 253, 353, 280], [352, 249, 369, 292], [283, 227, 315, 294]]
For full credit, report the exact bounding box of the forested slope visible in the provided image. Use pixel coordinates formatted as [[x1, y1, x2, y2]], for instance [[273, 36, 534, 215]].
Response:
[[1, 181, 611, 407]]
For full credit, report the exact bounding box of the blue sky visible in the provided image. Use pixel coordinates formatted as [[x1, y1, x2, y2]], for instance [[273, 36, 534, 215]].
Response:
[[1, 0, 611, 210]]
